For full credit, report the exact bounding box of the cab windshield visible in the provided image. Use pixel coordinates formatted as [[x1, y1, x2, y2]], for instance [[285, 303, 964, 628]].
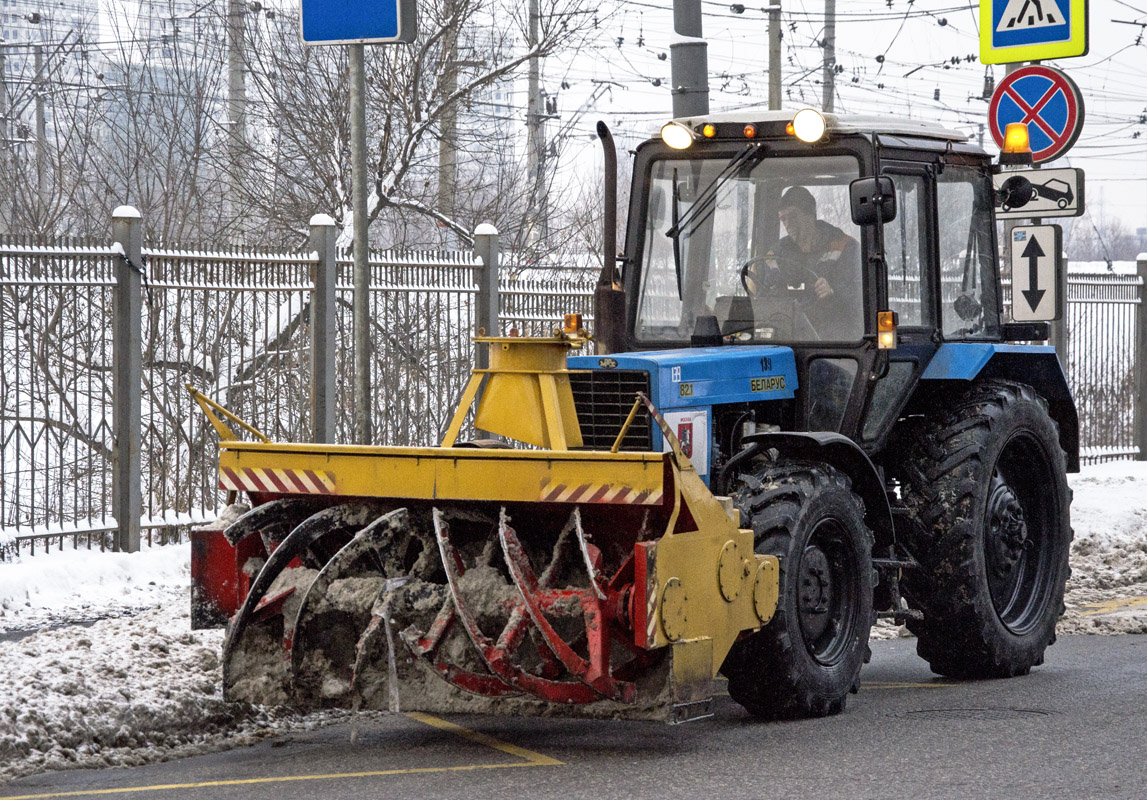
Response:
[[635, 152, 864, 345]]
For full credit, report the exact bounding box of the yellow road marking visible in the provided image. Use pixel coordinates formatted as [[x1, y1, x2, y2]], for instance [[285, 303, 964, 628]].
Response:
[[404, 712, 562, 766], [1080, 596, 1147, 616], [0, 713, 562, 800]]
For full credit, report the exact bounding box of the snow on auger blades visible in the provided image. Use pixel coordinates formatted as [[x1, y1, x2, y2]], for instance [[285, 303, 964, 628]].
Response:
[[188, 332, 780, 723]]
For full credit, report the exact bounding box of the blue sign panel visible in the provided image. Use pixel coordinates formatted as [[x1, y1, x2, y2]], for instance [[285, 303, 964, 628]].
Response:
[[301, 0, 414, 45], [980, 0, 1088, 64], [992, 0, 1071, 48]]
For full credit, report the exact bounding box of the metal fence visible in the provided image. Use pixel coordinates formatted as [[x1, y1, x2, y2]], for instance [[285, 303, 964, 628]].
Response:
[[1063, 272, 1142, 462], [0, 220, 596, 559], [0, 236, 119, 553], [0, 220, 1142, 559]]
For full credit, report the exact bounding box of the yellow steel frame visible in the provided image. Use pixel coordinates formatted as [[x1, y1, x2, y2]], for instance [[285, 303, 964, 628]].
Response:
[[193, 332, 780, 714], [628, 396, 779, 703], [219, 440, 666, 505]]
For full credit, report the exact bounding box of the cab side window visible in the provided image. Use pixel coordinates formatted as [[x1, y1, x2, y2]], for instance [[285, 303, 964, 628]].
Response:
[[884, 174, 930, 327], [938, 167, 1000, 339]]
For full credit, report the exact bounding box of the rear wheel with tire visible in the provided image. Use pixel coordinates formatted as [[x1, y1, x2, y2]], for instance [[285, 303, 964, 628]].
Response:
[[721, 460, 873, 719], [893, 380, 1072, 679]]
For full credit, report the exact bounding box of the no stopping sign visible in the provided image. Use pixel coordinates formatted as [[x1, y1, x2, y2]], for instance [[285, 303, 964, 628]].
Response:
[[989, 65, 1084, 164]]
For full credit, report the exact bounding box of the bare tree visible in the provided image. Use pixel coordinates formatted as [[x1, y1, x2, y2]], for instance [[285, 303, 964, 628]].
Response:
[[235, 0, 605, 250]]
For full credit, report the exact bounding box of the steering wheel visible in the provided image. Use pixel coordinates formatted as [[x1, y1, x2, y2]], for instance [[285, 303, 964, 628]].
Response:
[[740, 255, 818, 299], [740, 256, 784, 297]]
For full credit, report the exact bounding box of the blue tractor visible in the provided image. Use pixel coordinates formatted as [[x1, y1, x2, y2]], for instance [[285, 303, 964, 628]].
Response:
[[576, 109, 1076, 719]]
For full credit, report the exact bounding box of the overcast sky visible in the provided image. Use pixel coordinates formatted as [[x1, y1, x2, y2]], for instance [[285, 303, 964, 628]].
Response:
[[540, 1, 1147, 232]]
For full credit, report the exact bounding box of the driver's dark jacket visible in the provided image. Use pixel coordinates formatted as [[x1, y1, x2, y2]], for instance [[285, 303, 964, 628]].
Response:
[[776, 220, 862, 338]]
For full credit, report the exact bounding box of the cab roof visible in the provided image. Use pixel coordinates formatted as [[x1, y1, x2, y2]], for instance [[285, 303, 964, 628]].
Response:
[[668, 109, 968, 144]]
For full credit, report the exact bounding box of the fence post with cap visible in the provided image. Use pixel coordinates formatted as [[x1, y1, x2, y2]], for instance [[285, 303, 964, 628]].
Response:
[[112, 205, 143, 552], [473, 223, 500, 368], [472, 225, 500, 439], [309, 214, 337, 444], [1136, 256, 1147, 460]]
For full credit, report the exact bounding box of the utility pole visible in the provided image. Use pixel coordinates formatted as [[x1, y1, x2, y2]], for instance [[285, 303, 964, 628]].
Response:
[[0, 46, 7, 231], [822, 0, 835, 113], [34, 44, 46, 205], [227, 0, 247, 242], [0, 47, 6, 145], [768, 1, 781, 110], [350, 43, 371, 445], [525, 0, 546, 246], [437, 0, 457, 228], [670, 0, 708, 118]]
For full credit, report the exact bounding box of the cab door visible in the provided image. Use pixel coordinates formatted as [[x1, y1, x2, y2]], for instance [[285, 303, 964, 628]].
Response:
[[855, 162, 940, 451]]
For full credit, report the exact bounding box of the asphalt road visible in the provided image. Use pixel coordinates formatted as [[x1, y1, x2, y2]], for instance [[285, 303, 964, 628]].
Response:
[[5, 633, 1147, 800]]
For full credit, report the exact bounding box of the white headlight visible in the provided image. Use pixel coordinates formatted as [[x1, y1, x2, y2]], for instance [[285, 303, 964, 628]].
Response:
[[661, 122, 695, 150], [791, 108, 827, 143]]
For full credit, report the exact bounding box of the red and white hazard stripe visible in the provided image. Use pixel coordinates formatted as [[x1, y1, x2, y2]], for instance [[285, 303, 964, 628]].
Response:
[[219, 466, 336, 495], [539, 481, 663, 505]]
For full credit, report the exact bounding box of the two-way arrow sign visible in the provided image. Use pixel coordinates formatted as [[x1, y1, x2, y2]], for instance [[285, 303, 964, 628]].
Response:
[[1010, 224, 1063, 322], [1021, 236, 1046, 312]]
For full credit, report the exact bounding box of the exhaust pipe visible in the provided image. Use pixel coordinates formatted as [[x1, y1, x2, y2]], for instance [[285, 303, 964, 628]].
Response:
[[595, 121, 626, 354]]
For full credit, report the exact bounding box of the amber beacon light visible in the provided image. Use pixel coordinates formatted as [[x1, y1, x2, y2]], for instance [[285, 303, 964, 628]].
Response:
[[999, 122, 1033, 166]]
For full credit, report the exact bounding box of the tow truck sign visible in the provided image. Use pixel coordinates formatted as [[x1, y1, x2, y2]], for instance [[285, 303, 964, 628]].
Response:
[[994, 167, 1085, 219], [980, 0, 1089, 64]]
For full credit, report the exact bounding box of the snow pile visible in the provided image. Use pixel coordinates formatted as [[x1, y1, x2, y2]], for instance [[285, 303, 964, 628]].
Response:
[[0, 542, 190, 634], [0, 599, 356, 781], [1060, 462, 1147, 635]]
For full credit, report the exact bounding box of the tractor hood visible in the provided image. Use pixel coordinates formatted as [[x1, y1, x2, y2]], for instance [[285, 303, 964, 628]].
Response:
[[568, 345, 798, 411]]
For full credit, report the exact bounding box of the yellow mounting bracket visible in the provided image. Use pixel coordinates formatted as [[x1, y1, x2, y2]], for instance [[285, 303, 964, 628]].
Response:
[[440, 333, 587, 450], [186, 384, 269, 443]]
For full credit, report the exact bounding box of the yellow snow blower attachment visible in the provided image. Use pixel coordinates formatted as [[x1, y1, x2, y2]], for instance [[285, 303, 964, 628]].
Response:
[[189, 331, 778, 723]]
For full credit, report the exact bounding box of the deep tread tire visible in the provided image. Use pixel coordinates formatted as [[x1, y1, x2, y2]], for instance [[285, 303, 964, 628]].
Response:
[[893, 380, 1072, 679], [721, 460, 874, 719]]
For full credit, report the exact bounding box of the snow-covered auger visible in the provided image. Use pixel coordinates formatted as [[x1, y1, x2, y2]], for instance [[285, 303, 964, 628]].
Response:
[[189, 330, 779, 723]]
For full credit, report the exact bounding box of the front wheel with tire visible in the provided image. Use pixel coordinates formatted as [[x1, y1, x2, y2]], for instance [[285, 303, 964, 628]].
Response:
[[721, 460, 873, 719], [893, 380, 1072, 679]]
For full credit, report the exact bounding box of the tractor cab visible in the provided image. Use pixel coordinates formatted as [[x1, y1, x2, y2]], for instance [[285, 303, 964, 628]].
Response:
[[605, 109, 1008, 451]]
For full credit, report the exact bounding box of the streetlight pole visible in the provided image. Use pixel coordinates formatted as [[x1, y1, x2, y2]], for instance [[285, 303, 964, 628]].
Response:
[[350, 43, 371, 445], [768, 2, 781, 111], [34, 43, 46, 205], [822, 0, 835, 113], [227, 0, 247, 243]]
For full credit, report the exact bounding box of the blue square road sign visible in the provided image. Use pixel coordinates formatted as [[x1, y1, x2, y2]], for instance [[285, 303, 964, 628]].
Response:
[[980, 0, 1088, 65], [301, 0, 418, 45]]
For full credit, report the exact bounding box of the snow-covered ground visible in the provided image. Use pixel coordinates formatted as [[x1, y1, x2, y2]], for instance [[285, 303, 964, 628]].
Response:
[[2, 461, 1147, 782]]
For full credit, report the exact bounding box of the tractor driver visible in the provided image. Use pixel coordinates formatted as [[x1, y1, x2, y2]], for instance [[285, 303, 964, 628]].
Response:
[[772, 185, 862, 339]]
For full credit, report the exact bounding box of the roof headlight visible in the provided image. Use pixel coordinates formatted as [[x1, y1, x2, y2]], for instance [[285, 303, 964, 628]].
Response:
[[791, 108, 827, 143], [660, 122, 695, 150]]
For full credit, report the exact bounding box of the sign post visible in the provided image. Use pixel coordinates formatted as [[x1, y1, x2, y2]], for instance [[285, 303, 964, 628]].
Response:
[[300, 0, 418, 444]]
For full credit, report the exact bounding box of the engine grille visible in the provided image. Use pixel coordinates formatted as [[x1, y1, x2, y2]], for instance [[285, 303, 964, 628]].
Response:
[[569, 369, 653, 452]]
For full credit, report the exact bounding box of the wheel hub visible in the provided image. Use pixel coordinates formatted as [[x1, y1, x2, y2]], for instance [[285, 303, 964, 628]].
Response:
[[798, 545, 833, 641], [987, 472, 1028, 578]]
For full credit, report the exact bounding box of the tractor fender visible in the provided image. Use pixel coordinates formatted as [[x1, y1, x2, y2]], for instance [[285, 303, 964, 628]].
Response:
[[735, 431, 895, 552], [920, 344, 1079, 472]]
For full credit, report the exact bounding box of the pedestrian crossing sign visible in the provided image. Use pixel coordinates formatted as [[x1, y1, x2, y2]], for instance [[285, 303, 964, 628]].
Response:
[[980, 0, 1088, 64]]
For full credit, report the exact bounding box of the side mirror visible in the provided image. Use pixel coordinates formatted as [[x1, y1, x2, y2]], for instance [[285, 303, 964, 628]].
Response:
[[849, 176, 897, 226]]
